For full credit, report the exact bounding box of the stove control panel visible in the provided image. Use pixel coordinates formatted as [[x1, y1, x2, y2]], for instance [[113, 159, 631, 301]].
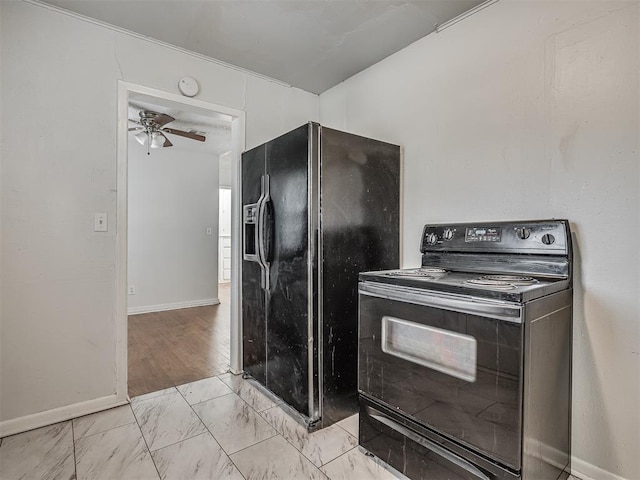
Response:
[[420, 220, 570, 255], [465, 227, 502, 243]]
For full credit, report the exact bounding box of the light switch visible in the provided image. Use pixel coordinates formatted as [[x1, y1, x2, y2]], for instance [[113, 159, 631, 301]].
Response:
[[94, 213, 108, 232], [206, 227, 213, 235]]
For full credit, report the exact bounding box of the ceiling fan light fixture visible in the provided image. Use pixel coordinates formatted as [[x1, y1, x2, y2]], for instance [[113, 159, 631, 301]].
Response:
[[150, 132, 165, 148], [135, 131, 148, 146], [130, 109, 204, 153]]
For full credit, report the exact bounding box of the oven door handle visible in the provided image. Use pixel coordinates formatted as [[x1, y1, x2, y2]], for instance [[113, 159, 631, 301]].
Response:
[[367, 406, 492, 480], [359, 281, 522, 322]]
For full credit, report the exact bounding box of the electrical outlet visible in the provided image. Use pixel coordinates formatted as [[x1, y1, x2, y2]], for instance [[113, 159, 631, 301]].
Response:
[[128, 286, 136, 295], [206, 227, 213, 235], [94, 213, 108, 232]]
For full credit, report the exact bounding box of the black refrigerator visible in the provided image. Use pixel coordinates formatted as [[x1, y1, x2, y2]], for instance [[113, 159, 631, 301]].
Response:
[[242, 122, 400, 429]]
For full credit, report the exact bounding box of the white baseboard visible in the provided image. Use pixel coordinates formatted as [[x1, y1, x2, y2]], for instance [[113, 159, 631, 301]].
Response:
[[526, 435, 631, 480], [127, 298, 220, 315], [571, 456, 630, 480], [0, 394, 128, 438], [526, 439, 568, 472]]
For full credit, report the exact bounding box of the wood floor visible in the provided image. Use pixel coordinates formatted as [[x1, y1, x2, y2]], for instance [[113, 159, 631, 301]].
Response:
[[128, 284, 231, 397]]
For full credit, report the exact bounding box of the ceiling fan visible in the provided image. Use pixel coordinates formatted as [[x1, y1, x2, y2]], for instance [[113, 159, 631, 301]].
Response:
[[129, 110, 206, 155]]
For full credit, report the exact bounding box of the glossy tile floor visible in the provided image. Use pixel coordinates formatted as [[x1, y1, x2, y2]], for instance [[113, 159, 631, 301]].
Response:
[[0, 372, 404, 480], [0, 370, 585, 480]]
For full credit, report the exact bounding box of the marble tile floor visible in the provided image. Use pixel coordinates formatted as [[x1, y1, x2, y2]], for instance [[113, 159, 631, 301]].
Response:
[[0, 372, 399, 480], [0, 371, 585, 480]]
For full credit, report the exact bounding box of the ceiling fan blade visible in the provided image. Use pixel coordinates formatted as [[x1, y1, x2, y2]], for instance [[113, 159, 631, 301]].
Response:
[[153, 113, 175, 127], [162, 128, 206, 142], [161, 134, 173, 147]]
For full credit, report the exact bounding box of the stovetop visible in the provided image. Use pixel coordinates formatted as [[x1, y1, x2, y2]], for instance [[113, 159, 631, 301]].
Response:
[[360, 220, 572, 303], [359, 268, 570, 302]]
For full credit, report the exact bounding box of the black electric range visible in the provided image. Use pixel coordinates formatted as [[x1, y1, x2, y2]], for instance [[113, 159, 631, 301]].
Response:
[[357, 220, 573, 480]]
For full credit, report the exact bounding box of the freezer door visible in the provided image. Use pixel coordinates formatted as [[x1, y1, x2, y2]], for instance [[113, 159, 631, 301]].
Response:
[[242, 143, 267, 385], [264, 124, 317, 420]]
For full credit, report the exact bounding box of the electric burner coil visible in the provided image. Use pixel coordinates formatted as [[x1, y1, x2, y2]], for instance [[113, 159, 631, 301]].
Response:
[[386, 268, 448, 278], [480, 275, 537, 286], [465, 279, 516, 290]]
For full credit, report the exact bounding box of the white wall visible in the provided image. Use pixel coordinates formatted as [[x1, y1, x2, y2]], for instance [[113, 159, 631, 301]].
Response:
[[219, 151, 233, 188], [320, 2, 639, 479], [127, 140, 221, 313], [0, 0, 318, 431]]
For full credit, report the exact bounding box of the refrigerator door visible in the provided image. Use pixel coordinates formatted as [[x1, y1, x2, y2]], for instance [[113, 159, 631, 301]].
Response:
[[264, 124, 318, 420], [319, 127, 401, 425], [242, 143, 267, 385]]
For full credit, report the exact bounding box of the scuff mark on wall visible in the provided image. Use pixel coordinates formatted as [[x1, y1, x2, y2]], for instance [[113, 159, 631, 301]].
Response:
[[558, 123, 579, 168]]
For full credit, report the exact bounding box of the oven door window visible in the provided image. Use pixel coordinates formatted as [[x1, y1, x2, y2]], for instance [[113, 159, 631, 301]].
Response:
[[359, 292, 523, 471], [382, 316, 477, 382]]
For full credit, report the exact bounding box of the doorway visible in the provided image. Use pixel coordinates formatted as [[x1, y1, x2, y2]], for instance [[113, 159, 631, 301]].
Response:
[[115, 82, 245, 401]]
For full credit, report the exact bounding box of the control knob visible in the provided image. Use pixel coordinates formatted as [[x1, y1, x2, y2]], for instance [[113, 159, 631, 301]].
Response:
[[443, 229, 454, 241], [425, 233, 438, 246], [541, 234, 555, 245], [516, 227, 531, 240]]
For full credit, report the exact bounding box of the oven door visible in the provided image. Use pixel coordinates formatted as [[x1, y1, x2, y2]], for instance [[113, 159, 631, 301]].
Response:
[[358, 281, 524, 471]]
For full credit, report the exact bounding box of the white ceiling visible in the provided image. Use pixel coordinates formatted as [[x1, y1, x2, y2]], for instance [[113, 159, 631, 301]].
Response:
[[40, 0, 485, 94]]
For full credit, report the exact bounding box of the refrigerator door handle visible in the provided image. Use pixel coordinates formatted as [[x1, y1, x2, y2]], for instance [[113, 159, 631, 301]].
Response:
[[257, 174, 271, 291]]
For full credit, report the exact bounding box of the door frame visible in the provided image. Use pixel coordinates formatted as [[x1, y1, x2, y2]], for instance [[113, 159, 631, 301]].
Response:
[[115, 81, 245, 401]]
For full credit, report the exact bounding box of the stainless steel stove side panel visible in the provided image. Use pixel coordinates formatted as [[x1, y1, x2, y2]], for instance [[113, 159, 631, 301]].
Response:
[[522, 289, 572, 480]]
